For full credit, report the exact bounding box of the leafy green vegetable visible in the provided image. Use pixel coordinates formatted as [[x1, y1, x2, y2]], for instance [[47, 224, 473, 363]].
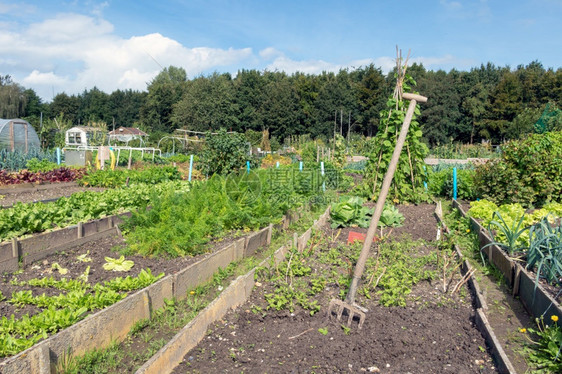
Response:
[[379, 205, 404, 228], [76, 251, 92, 263], [330, 196, 373, 229], [51, 262, 68, 275], [103, 256, 134, 272]]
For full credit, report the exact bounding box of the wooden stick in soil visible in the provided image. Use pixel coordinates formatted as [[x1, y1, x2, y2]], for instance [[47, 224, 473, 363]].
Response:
[[451, 268, 476, 294], [445, 260, 464, 293], [288, 328, 314, 340], [344, 92, 428, 307]]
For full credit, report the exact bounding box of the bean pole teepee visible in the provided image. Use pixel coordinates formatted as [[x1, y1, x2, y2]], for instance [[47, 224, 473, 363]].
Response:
[[368, 47, 429, 203]]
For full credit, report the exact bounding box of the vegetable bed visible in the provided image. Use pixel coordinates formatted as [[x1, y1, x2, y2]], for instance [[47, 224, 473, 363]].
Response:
[[0, 232, 218, 359], [171, 203, 498, 373]]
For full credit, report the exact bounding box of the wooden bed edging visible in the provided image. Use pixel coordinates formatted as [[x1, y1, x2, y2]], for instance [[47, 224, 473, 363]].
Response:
[[0, 205, 322, 373], [0, 182, 78, 194], [135, 206, 331, 374], [0, 212, 133, 273], [451, 200, 562, 326], [435, 201, 516, 374]]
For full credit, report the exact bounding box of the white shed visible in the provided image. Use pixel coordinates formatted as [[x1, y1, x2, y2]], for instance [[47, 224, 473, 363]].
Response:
[[65, 126, 106, 148]]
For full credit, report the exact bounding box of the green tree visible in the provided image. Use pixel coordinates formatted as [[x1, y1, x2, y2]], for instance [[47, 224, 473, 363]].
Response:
[[233, 69, 266, 132], [141, 66, 187, 132], [107, 89, 146, 127], [261, 72, 301, 137], [0, 75, 27, 118], [417, 68, 464, 145], [78, 87, 109, 124], [352, 64, 386, 136], [49, 93, 80, 125], [172, 72, 238, 131]]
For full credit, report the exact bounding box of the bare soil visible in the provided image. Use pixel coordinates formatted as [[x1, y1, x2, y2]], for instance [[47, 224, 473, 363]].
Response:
[[0, 185, 105, 207], [172, 203, 498, 374], [0, 231, 245, 321]]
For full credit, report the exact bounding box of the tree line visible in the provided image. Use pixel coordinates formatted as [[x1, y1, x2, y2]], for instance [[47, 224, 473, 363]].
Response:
[[1, 61, 561, 148]]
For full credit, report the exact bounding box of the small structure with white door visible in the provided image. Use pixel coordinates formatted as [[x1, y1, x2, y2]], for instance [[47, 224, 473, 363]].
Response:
[[65, 126, 106, 149]]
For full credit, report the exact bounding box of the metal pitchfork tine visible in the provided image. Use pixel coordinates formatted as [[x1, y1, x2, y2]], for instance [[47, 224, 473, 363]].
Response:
[[327, 92, 428, 329]]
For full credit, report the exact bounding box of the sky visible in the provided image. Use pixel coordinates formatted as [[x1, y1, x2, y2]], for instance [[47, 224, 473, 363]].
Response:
[[1, 0, 561, 102]]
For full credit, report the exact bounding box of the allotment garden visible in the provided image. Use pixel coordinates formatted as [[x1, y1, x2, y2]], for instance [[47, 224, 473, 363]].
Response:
[[1, 105, 562, 374]]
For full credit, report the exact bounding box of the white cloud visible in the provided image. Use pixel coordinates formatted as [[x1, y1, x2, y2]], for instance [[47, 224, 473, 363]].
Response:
[[266, 55, 337, 74], [23, 70, 68, 85], [1, 10, 476, 103], [440, 0, 462, 10], [259, 47, 283, 60], [264, 51, 475, 76], [0, 1, 36, 14], [26, 13, 114, 43], [0, 13, 254, 101]]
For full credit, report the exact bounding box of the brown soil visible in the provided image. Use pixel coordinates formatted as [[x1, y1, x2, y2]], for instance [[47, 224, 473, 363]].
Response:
[[0, 230, 245, 321], [172, 204, 498, 374], [0, 185, 105, 207]]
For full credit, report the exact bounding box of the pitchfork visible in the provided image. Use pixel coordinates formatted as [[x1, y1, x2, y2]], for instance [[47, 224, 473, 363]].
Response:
[[327, 92, 428, 328]]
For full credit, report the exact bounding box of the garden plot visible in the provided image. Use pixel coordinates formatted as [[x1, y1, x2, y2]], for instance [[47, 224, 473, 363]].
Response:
[[170, 203, 497, 373], [0, 202, 322, 366], [440, 204, 532, 373]]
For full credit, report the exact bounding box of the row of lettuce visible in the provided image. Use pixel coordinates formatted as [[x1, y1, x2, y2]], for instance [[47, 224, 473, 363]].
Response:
[[0, 269, 163, 357]]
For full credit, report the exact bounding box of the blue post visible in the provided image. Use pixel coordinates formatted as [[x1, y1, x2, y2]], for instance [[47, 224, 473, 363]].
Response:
[[453, 167, 458, 200], [299, 161, 303, 172], [423, 165, 428, 192], [320, 161, 325, 192], [276, 161, 280, 168], [246, 161, 251, 174], [188, 155, 194, 182], [56, 147, 61, 165]]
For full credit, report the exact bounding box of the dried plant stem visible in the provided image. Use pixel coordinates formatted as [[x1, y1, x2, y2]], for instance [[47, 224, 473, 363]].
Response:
[[452, 268, 476, 294], [288, 328, 313, 340]]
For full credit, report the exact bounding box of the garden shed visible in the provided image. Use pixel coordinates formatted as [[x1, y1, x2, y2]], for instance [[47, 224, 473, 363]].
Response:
[[0, 118, 40, 152], [65, 126, 106, 148]]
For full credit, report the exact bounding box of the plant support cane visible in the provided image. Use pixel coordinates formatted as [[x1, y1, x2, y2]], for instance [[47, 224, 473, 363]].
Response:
[[328, 92, 428, 328]]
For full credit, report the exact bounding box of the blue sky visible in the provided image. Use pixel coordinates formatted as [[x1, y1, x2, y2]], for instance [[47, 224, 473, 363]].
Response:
[[1, 0, 561, 101]]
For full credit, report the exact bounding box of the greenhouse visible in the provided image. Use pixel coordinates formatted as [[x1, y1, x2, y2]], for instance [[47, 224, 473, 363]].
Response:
[[0, 118, 40, 152]]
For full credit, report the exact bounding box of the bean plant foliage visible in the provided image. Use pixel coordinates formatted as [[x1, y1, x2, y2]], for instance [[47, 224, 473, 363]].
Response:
[[360, 74, 429, 203]]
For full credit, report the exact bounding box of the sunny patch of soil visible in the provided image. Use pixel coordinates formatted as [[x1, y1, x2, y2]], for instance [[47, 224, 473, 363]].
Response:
[[172, 204, 498, 373]]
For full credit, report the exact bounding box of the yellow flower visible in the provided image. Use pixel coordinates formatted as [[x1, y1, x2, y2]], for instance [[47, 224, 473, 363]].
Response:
[[551, 315, 559, 322], [466, 229, 470, 233], [519, 328, 527, 333], [190, 291, 195, 295]]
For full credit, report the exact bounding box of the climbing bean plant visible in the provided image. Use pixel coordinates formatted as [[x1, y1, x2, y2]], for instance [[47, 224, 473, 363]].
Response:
[[360, 74, 429, 203]]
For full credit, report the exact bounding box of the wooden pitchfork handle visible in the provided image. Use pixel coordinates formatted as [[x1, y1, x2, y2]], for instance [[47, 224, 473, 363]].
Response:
[[345, 92, 428, 305]]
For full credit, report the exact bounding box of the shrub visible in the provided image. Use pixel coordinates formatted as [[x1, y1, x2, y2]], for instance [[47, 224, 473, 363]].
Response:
[[201, 128, 249, 176], [428, 167, 476, 200], [474, 131, 562, 207]]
